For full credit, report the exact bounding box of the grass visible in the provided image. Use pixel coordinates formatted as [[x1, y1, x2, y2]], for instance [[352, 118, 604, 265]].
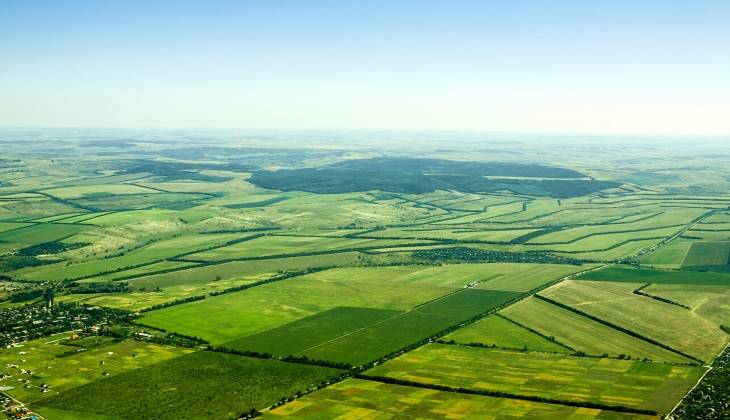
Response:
[[365, 343, 706, 415], [681, 241, 730, 267], [0, 333, 193, 403], [264, 378, 655, 419], [500, 297, 691, 363], [443, 314, 570, 352], [541, 280, 728, 362], [37, 351, 344, 419], [577, 265, 730, 285]]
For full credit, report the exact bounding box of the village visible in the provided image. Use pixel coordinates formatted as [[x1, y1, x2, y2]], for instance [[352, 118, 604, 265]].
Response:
[[0, 301, 134, 349]]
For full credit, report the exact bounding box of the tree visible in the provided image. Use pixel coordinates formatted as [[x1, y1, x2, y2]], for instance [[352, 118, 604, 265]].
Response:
[[43, 287, 55, 308]]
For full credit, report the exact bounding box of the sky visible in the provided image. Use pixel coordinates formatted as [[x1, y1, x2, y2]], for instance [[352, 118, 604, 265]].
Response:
[[1, 0, 729, 135]]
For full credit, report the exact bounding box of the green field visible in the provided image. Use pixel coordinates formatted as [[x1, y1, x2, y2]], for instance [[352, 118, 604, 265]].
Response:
[[293, 289, 519, 365], [500, 296, 691, 362], [12, 232, 248, 281], [139, 265, 493, 344], [3, 136, 730, 418], [443, 314, 571, 353], [639, 239, 692, 269], [36, 351, 344, 419], [365, 226, 541, 242], [366, 344, 706, 415], [0, 223, 88, 246], [0, 333, 193, 403], [0, 221, 32, 232], [264, 378, 654, 419], [185, 235, 430, 261], [681, 241, 730, 267], [131, 252, 362, 289], [42, 184, 162, 199], [224, 306, 402, 357], [475, 263, 589, 291], [541, 280, 728, 362], [576, 266, 730, 285], [644, 283, 730, 330]]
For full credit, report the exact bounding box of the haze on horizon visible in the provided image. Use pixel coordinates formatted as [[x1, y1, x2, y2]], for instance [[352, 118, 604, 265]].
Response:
[[1, 0, 729, 136]]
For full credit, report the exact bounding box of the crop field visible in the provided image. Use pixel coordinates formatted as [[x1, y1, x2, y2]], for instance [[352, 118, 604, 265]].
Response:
[[225, 307, 403, 357], [639, 239, 692, 269], [11, 232, 250, 282], [540, 280, 728, 362], [643, 284, 730, 328], [35, 351, 344, 419], [499, 297, 692, 362], [139, 265, 520, 347], [0, 222, 32, 233], [130, 252, 361, 289], [681, 241, 730, 267], [474, 263, 590, 292], [443, 314, 570, 352], [264, 378, 654, 419], [185, 235, 431, 261], [41, 184, 163, 199], [0, 223, 88, 246], [364, 226, 541, 242], [683, 229, 730, 241], [366, 344, 706, 415], [292, 289, 519, 365], [2, 138, 729, 418], [576, 265, 730, 285]]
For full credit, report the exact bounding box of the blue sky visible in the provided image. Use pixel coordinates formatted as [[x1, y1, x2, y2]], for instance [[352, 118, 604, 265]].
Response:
[[1, 1, 728, 134]]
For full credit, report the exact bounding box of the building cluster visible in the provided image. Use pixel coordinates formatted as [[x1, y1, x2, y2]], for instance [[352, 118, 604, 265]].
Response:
[[0, 303, 134, 348]]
